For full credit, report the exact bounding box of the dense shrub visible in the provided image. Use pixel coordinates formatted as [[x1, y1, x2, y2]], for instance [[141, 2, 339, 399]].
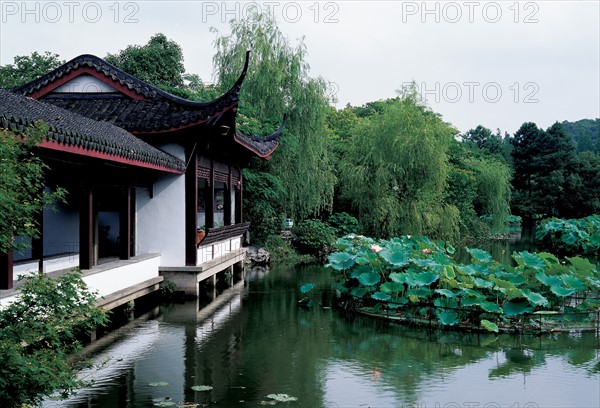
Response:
[[262, 234, 312, 264], [292, 219, 337, 255], [327, 212, 360, 236], [0, 271, 107, 406]]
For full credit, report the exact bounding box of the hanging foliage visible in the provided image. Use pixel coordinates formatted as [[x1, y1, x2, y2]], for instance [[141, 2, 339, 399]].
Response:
[[339, 94, 457, 240], [212, 12, 336, 222]]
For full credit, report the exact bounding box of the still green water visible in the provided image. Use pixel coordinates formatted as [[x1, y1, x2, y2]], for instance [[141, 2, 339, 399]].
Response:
[[46, 264, 599, 408]]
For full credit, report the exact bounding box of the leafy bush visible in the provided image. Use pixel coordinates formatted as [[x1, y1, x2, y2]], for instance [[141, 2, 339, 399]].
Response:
[[293, 219, 337, 256], [262, 234, 312, 265], [325, 235, 599, 333], [327, 212, 360, 236], [536, 215, 600, 256], [0, 271, 108, 406]]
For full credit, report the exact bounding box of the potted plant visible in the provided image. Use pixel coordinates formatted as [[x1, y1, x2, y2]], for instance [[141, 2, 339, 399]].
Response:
[[196, 225, 206, 246]]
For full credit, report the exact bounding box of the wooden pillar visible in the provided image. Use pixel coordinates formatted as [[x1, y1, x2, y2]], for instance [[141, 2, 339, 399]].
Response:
[[224, 167, 232, 226], [235, 172, 243, 224], [119, 187, 131, 260], [79, 186, 93, 270], [130, 188, 136, 257], [32, 209, 44, 273], [0, 250, 13, 290], [205, 160, 215, 229], [185, 151, 198, 266]]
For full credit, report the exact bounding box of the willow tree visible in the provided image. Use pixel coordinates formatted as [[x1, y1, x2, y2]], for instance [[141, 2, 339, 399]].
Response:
[[339, 95, 459, 240], [211, 12, 335, 238]]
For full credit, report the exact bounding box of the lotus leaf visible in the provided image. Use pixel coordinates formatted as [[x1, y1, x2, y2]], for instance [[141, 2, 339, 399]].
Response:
[[379, 248, 409, 268], [436, 309, 459, 326], [435, 289, 456, 298], [472, 277, 493, 288], [462, 297, 483, 307], [560, 274, 586, 291], [327, 252, 355, 270], [371, 291, 391, 301], [514, 251, 546, 270], [149, 382, 169, 387], [503, 299, 533, 316], [535, 271, 562, 287], [350, 287, 367, 298], [586, 277, 600, 290], [461, 288, 485, 298], [300, 283, 315, 294], [521, 289, 549, 307], [350, 265, 373, 279], [550, 285, 577, 297], [480, 319, 499, 333], [443, 265, 456, 279], [389, 272, 407, 283], [266, 394, 298, 402], [191, 385, 213, 392], [411, 271, 439, 286], [480, 301, 502, 313], [357, 272, 380, 286], [380, 281, 403, 294], [536, 252, 560, 265], [467, 247, 493, 263], [508, 274, 526, 286]]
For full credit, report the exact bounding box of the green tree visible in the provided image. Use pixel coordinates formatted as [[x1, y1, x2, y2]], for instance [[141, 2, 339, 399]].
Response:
[[0, 51, 64, 90], [212, 12, 336, 233], [106, 33, 186, 89], [0, 125, 64, 254], [339, 94, 459, 240], [562, 151, 600, 217], [561, 118, 600, 154], [0, 271, 107, 407], [463, 125, 504, 156], [446, 141, 512, 239], [511, 122, 578, 219]]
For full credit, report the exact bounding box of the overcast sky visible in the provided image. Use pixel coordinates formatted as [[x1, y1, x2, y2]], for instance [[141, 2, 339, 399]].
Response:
[[1, 1, 598, 134]]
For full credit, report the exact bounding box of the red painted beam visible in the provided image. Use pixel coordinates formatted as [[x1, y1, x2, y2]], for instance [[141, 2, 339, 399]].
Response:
[[38, 139, 184, 174]]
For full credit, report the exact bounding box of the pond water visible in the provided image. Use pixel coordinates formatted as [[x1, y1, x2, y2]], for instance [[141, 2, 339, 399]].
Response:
[[45, 263, 599, 408]]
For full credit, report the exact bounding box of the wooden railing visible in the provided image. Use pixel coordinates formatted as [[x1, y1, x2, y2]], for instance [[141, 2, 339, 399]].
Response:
[[197, 222, 250, 247]]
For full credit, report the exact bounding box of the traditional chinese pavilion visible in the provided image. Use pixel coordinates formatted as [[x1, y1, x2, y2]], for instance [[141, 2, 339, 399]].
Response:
[[0, 51, 282, 304]]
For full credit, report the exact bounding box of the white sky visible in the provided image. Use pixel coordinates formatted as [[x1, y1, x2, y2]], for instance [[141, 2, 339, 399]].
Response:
[[0, 1, 598, 134]]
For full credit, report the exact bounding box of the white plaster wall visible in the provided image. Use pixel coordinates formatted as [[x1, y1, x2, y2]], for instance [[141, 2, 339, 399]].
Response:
[[197, 236, 242, 265], [14, 253, 79, 278], [136, 144, 186, 267], [51, 74, 118, 93], [0, 256, 160, 309], [84, 256, 161, 299]]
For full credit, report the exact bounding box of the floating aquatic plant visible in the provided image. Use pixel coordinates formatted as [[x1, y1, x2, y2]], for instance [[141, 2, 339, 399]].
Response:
[[319, 234, 599, 333], [190, 385, 213, 392]]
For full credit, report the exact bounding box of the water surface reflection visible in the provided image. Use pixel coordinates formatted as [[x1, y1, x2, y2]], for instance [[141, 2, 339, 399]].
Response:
[[46, 265, 599, 408]]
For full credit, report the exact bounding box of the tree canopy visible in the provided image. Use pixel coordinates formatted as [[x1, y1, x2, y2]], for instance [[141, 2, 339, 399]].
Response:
[[105, 33, 186, 90], [212, 12, 336, 239], [0, 51, 64, 90]]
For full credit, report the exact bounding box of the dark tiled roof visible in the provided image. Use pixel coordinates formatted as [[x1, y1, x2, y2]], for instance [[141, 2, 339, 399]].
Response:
[[234, 114, 286, 159], [14, 53, 250, 133], [0, 88, 185, 172], [13, 51, 283, 159], [41, 95, 232, 133]]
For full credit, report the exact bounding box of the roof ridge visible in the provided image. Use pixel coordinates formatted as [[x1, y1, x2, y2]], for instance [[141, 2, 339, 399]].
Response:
[[14, 51, 251, 109]]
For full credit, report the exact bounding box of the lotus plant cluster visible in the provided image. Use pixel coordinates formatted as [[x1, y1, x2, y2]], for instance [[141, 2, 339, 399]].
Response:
[[325, 235, 600, 333]]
